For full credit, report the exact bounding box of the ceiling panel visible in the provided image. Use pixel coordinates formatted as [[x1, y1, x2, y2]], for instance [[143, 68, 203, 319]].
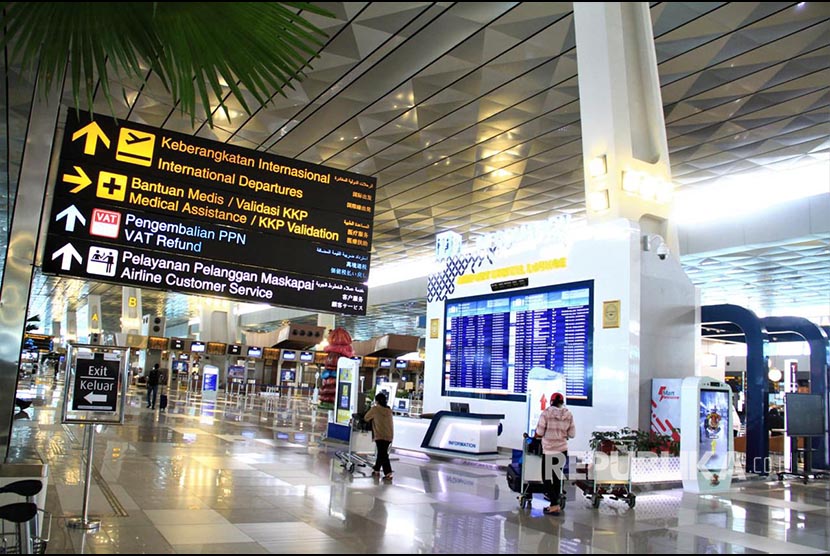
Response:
[[16, 2, 830, 340]]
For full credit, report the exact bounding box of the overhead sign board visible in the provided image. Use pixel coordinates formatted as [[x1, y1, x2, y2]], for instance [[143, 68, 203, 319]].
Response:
[[43, 110, 375, 315], [54, 158, 373, 253], [71, 352, 120, 411], [48, 196, 369, 282], [42, 235, 366, 314]]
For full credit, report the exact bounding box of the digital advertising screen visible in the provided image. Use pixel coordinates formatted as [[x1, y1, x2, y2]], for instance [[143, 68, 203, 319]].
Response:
[[190, 341, 205, 353], [698, 389, 730, 470], [207, 342, 226, 355], [443, 280, 593, 405], [338, 383, 351, 410], [227, 344, 242, 355], [300, 351, 314, 362], [395, 360, 407, 369], [282, 350, 296, 361], [148, 336, 168, 351], [379, 358, 392, 368], [247, 346, 262, 358], [170, 338, 185, 350]]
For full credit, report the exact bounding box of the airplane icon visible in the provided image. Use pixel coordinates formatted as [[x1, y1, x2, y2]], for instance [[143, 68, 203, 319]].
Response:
[[116, 127, 155, 167], [125, 132, 151, 145]]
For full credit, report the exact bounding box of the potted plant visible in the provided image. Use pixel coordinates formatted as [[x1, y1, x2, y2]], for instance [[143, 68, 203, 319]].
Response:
[[631, 429, 679, 456], [587, 427, 682, 483], [588, 430, 623, 454]]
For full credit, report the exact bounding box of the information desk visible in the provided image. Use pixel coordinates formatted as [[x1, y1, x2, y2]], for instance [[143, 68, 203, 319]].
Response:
[[393, 411, 504, 458]]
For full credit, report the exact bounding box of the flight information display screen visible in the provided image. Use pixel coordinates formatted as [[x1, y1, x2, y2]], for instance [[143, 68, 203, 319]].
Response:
[[443, 280, 593, 405]]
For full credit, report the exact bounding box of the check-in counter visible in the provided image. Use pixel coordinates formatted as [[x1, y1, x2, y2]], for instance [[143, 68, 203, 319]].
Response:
[[393, 411, 504, 458]]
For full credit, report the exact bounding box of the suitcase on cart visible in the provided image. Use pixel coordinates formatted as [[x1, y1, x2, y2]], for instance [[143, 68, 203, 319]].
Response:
[[510, 436, 568, 509]]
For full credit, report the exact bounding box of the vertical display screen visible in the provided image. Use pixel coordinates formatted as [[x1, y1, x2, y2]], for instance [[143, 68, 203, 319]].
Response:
[[699, 389, 730, 470], [339, 383, 351, 410], [443, 280, 593, 405]]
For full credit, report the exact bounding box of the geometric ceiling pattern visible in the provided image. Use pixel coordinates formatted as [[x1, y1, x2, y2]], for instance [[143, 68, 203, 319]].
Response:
[[682, 235, 830, 313], [13, 2, 830, 338]]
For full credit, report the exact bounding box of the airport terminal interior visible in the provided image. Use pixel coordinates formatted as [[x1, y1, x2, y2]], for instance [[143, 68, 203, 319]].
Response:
[[0, 2, 828, 554]]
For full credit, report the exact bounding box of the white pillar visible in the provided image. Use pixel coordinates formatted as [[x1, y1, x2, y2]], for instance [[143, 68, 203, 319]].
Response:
[[574, 2, 676, 250], [574, 2, 697, 431], [63, 301, 77, 341], [317, 313, 336, 342], [198, 299, 238, 343], [87, 295, 102, 334], [121, 287, 142, 335]]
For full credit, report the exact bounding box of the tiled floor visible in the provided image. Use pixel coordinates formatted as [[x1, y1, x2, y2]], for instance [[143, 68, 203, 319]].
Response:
[[8, 379, 830, 554]]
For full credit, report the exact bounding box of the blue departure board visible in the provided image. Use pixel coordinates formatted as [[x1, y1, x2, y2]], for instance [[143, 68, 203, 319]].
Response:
[[443, 281, 593, 405]]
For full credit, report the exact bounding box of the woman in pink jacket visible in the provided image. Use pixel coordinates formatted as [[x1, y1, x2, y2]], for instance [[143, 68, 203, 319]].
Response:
[[534, 392, 575, 515]]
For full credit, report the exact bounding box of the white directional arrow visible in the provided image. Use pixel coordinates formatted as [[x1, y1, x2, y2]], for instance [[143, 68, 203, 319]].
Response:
[[84, 392, 107, 404], [51, 243, 82, 270], [55, 205, 86, 232]]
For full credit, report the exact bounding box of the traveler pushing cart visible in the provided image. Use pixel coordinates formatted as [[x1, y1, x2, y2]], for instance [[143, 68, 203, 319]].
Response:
[[507, 433, 568, 511], [335, 413, 375, 473]]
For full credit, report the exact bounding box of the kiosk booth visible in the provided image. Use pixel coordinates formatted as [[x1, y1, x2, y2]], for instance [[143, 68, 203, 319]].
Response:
[[327, 357, 360, 442], [375, 358, 393, 386], [201, 364, 219, 401], [277, 350, 297, 396], [172, 359, 189, 391], [680, 376, 734, 493]]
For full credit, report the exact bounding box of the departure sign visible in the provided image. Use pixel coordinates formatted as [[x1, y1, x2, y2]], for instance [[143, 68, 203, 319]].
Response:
[[72, 352, 120, 411], [44, 110, 376, 315]]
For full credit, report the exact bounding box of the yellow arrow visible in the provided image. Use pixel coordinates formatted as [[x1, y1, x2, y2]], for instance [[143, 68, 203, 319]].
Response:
[[62, 166, 92, 193], [71, 121, 110, 156], [92, 313, 98, 322]]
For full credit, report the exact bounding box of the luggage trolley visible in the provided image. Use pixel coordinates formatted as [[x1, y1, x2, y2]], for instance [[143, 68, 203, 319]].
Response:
[[573, 447, 636, 509], [507, 434, 567, 510], [335, 413, 376, 474]]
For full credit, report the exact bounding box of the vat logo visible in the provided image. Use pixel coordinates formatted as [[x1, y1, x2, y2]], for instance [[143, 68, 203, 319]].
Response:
[[90, 208, 122, 238], [658, 386, 679, 402]]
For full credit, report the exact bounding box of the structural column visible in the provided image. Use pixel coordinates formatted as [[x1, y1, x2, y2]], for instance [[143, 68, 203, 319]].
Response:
[[573, 2, 675, 246], [574, 2, 698, 433], [121, 287, 142, 335], [199, 299, 237, 344], [318, 313, 336, 341], [0, 72, 64, 458]]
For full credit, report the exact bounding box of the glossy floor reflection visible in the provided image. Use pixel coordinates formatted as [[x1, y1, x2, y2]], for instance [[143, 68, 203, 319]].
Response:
[[10, 381, 830, 554]]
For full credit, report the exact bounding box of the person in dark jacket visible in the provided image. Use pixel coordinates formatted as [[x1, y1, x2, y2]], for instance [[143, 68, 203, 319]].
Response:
[[364, 391, 394, 480], [147, 364, 160, 409]]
